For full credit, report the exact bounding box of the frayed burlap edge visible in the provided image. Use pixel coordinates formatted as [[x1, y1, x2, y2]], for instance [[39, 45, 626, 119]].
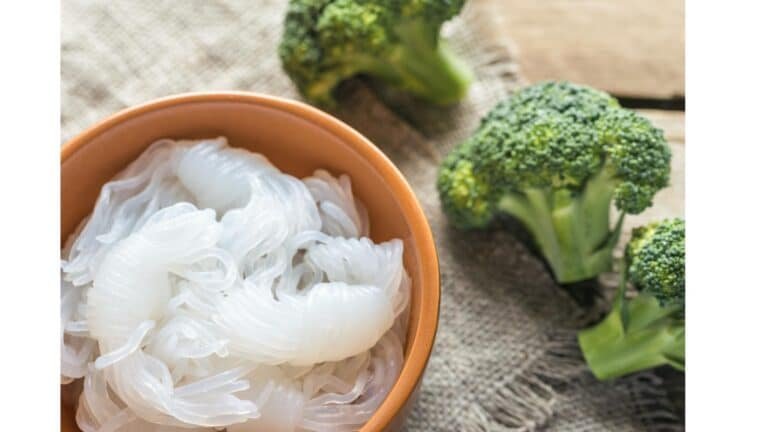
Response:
[[462, 328, 683, 432]]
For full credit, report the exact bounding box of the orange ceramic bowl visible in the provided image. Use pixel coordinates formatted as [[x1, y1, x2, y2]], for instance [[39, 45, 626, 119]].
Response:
[[60, 92, 440, 431]]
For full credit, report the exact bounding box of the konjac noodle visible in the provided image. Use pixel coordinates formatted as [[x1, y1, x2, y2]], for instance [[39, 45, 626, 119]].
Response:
[[60, 137, 410, 431]]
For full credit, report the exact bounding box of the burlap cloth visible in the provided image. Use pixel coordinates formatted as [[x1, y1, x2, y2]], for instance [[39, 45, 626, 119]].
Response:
[[62, 1, 683, 430]]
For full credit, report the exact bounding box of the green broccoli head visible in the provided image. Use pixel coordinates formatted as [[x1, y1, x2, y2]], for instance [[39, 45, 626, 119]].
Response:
[[480, 80, 620, 126], [579, 218, 685, 380], [437, 158, 494, 228], [438, 81, 672, 283], [599, 110, 672, 214], [626, 218, 685, 307], [440, 82, 670, 223], [279, 0, 472, 105]]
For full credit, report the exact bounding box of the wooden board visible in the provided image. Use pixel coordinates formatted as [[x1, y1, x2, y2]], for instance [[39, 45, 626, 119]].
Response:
[[484, 0, 685, 99]]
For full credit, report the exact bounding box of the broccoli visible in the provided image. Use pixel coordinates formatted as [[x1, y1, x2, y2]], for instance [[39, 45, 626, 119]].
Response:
[[578, 218, 685, 380], [437, 81, 672, 283], [279, 0, 473, 106]]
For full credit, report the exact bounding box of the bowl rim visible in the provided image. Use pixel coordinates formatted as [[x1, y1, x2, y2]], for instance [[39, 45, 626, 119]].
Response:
[[61, 91, 440, 431]]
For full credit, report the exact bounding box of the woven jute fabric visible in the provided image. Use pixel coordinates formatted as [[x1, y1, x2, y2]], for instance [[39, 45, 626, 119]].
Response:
[[62, 1, 683, 430]]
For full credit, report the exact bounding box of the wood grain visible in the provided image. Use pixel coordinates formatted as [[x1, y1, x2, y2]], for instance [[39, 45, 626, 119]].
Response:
[[484, 0, 684, 99]]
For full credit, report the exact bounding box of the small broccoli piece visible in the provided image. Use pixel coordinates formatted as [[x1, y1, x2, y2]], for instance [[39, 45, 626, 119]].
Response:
[[438, 81, 671, 283], [578, 218, 685, 380], [279, 0, 473, 105]]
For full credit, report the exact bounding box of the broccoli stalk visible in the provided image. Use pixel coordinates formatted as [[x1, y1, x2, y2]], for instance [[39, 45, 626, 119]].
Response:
[[280, 0, 472, 106], [578, 219, 685, 380], [578, 270, 684, 380], [383, 20, 473, 104], [438, 82, 672, 284], [497, 167, 624, 283]]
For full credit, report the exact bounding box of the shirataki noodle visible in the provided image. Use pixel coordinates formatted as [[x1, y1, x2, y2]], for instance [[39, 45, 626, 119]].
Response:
[[60, 137, 410, 431]]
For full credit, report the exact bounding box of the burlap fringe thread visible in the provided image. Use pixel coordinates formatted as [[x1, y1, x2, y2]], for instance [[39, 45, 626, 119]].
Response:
[[461, 330, 683, 431]]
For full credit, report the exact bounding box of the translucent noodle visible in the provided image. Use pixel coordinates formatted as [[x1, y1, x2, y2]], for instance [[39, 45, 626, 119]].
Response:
[[61, 138, 410, 431]]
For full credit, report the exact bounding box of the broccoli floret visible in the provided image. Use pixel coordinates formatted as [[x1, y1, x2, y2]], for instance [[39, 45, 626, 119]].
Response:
[[578, 218, 685, 380], [438, 81, 671, 283], [279, 0, 473, 105]]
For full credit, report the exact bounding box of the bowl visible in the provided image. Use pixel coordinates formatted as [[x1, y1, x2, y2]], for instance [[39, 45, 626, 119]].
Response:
[[60, 92, 440, 431]]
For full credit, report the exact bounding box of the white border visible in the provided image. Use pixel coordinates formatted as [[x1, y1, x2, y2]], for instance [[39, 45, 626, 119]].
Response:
[[0, 1, 60, 429], [687, 0, 768, 428]]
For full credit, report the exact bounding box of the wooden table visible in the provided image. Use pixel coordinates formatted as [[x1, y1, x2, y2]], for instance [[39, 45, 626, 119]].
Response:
[[485, 0, 684, 100]]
